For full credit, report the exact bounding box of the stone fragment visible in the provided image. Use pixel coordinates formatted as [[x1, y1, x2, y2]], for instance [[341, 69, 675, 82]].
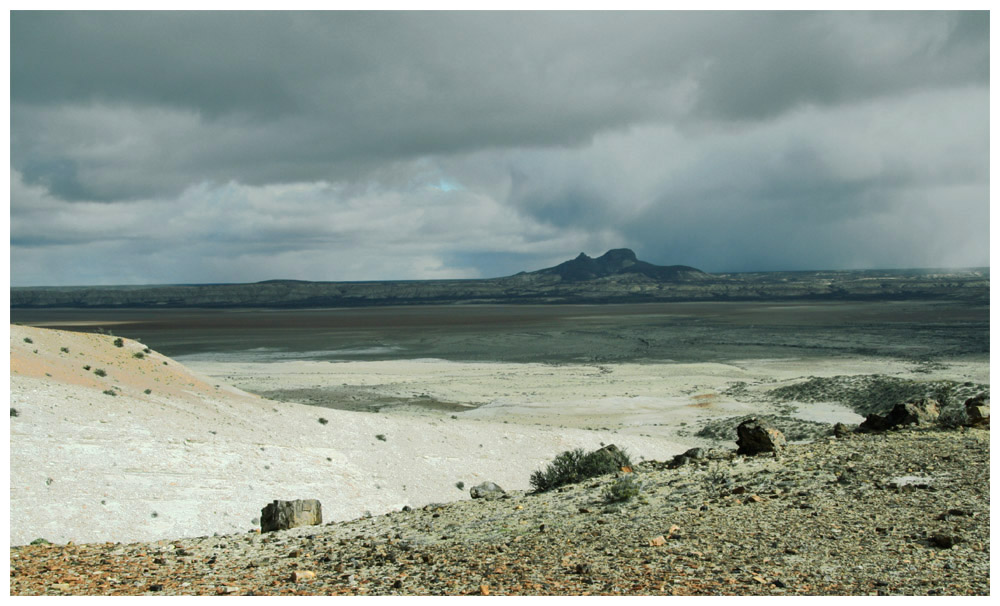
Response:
[[668, 447, 706, 469], [260, 499, 322, 533], [649, 535, 667, 547], [470, 482, 506, 500], [832, 423, 852, 438], [929, 533, 961, 549], [290, 570, 316, 582], [479, 584, 490, 595], [858, 399, 940, 432], [735, 418, 786, 455], [964, 395, 990, 425]]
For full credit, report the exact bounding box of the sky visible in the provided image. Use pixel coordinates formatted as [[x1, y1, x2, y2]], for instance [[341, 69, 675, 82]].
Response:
[[8, 10, 991, 286]]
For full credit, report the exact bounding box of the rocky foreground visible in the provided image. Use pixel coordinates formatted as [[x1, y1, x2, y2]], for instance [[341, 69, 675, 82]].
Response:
[[10, 423, 989, 596]]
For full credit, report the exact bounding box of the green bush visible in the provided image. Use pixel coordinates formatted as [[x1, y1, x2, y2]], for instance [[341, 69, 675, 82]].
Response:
[[60, 347, 70, 353], [113, 337, 124, 347], [603, 474, 641, 503], [103, 389, 117, 396], [529, 446, 632, 493], [375, 434, 387, 442], [23, 337, 33, 344], [455, 481, 465, 490], [144, 389, 152, 395], [318, 417, 329, 425], [29, 538, 51, 546], [94, 368, 107, 377], [133, 352, 145, 359]]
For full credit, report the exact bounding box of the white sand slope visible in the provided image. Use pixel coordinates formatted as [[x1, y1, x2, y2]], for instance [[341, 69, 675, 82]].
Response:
[[9, 325, 686, 546]]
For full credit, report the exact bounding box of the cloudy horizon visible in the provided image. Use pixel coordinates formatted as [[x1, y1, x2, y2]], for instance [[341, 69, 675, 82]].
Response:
[[10, 11, 990, 286]]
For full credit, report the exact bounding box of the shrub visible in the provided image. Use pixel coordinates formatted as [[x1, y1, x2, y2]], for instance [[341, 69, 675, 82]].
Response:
[[113, 338, 124, 347], [143, 347, 151, 354], [83, 365, 91, 371], [530, 446, 633, 493], [94, 369, 107, 377], [603, 474, 642, 503], [133, 352, 144, 359], [10, 408, 19, 417], [318, 417, 329, 425], [144, 389, 152, 395], [29, 538, 51, 546], [455, 481, 465, 490], [60, 347, 70, 353], [375, 434, 387, 442], [103, 389, 117, 396], [23, 337, 33, 344]]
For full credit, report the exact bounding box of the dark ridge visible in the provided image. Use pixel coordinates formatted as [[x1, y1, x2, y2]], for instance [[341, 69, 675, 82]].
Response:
[[530, 248, 707, 282]]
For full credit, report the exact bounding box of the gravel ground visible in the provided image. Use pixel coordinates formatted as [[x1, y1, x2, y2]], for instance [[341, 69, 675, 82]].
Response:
[[10, 425, 989, 596]]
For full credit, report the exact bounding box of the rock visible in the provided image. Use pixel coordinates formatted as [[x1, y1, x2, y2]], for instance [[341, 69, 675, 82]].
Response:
[[260, 499, 323, 533], [735, 418, 786, 455], [470, 482, 506, 500], [833, 423, 852, 438], [668, 447, 706, 469], [479, 584, 490, 596], [858, 399, 940, 432], [290, 570, 316, 582], [929, 533, 961, 549], [964, 395, 989, 425], [648, 535, 667, 546]]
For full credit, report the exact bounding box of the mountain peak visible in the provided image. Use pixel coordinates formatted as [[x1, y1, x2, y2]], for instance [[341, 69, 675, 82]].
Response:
[[529, 249, 706, 283]]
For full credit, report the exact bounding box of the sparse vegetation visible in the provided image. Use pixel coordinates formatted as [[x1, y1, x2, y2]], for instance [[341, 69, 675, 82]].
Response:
[[60, 347, 70, 353], [143, 347, 151, 354], [530, 446, 633, 493], [103, 389, 117, 396], [144, 389, 152, 395], [113, 338, 124, 347], [94, 369, 107, 377], [11, 408, 19, 417], [375, 434, 387, 442], [455, 481, 465, 490], [23, 337, 33, 344], [29, 538, 51, 546], [318, 417, 329, 425], [83, 365, 91, 371], [133, 352, 145, 359], [603, 474, 641, 503]]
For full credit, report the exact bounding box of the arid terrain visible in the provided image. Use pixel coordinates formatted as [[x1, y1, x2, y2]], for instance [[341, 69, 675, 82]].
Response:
[[8, 292, 990, 595]]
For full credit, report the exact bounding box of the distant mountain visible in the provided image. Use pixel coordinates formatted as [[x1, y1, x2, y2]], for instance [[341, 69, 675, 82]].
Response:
[[9, 250, 989, 309], [523, 248, 707, 283]]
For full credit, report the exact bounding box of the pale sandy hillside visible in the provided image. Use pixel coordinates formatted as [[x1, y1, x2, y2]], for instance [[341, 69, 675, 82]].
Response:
[[9, 325, 680, 546]]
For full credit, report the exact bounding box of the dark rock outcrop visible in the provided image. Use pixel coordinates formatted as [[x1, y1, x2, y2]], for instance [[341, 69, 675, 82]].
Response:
[[260, 499, 323, 533], [964, 395, 989, 426], [858, 399, 940, 432], [735, 418, 786, 455]]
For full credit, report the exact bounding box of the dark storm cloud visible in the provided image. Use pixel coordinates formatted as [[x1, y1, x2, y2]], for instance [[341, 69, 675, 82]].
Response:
[[9, 11, 990, 285], [12, 11, 988, 201]]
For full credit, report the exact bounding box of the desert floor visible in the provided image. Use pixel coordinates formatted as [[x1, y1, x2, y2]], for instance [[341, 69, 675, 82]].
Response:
[[9, 323, 988, 547]]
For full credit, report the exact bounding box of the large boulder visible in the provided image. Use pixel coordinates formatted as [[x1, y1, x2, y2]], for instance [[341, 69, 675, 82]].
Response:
[[470, 482, 506, 500], [858, 398, 940, 432], [260, 499, 323, 533], [964, 394, 990, 426], [735, 418, 786, 455]]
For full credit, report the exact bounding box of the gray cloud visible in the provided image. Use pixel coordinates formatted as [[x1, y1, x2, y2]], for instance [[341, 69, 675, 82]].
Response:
[[9, 11, 990, 285]]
